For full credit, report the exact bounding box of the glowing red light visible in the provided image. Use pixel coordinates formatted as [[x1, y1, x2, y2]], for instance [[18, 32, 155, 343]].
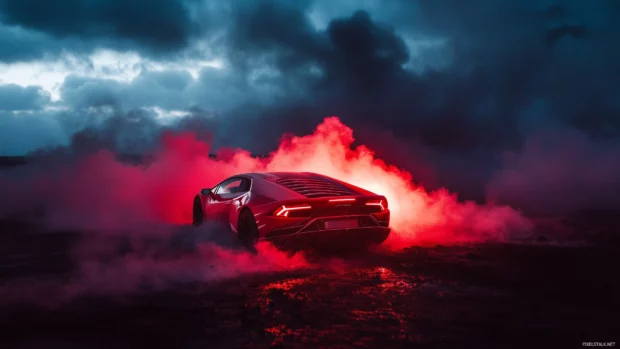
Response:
[[274, 204, 312, 216], [366, 199, 385, 211], [328, 198, 356, 202]]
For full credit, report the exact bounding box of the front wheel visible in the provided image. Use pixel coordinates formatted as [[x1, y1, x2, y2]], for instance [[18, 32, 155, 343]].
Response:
[[237, 208, 259, 251], [192, 196, 204, 226]]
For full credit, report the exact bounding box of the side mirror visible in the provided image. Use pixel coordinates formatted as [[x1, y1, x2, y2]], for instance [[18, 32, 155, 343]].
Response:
[[200, 188, 212, 196]]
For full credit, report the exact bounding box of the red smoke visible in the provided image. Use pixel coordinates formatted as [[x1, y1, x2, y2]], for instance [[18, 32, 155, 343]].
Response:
[[2, 116, 531, 246], [0, 116, 533, 302], [263, 117, 532, 245], [88, 116, 529, 246], [0, 238, 314, 307]]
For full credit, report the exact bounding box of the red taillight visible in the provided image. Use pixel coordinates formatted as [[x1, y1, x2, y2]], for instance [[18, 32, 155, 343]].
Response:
[[273, 204, 312, 217], [366, 199, 386, 211], [328, 198, 356, 203]]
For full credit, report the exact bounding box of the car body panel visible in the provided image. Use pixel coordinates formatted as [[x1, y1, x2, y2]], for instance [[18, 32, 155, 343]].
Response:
[[195, 172, 390, 245]]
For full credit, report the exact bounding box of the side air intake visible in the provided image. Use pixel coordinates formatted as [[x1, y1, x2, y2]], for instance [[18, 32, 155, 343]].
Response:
[[276, 177, 355, 198]]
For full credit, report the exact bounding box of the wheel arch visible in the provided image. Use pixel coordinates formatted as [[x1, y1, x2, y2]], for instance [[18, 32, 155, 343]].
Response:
[[230, 204, 253, 233], [236, 206, 259, 249]]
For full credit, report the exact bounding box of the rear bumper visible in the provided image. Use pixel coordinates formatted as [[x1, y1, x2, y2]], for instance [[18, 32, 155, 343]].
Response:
[[256, 210, 389, 234], [259, 214, 390, 246], [262, 226, 390, 240]]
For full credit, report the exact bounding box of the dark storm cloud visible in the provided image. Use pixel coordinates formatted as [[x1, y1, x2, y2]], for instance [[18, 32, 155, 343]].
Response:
[[3, 0, 617, 154], [0, 0, 195, 52], [0, 84, 50, 111], [218, 0, 620, 150], [66, 109, 163, 155], [0, 25, 63, 62], [0, 106, 166, 156], [222, 8, 504, 151], [0, 110, 68, 154], [60, 71, 199, 110], [545, 24, 587, 47], [227, 0, 320, 67], [27, 107, 222, 157], [217, 5, 415, 149], [46, 0, 615, 157], [58, 66, 277, 113]]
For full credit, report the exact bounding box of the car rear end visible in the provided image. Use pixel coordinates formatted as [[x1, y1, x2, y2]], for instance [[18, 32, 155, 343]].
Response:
[[253, 173, 391, 248]]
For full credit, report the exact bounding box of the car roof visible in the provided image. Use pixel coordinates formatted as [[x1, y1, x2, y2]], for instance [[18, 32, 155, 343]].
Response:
[[233, 171, 377, 196], [237, 172, 326, 180]]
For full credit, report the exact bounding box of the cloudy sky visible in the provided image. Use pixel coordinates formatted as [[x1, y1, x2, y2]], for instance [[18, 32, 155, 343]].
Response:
[[1, 0, 619, 205]]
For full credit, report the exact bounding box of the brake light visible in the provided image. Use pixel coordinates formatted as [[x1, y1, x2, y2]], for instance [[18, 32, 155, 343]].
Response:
[[274, 204, 312, 217], [328, 198, 355, 202], [366, 199, 386, 211]]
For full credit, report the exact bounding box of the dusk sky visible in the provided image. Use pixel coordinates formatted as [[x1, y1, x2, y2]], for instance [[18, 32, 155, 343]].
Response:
[[1, 0, 619, 208]]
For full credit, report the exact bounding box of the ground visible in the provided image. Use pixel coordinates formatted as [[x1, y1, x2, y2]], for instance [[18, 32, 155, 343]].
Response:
[[0, 218, 618, 349]]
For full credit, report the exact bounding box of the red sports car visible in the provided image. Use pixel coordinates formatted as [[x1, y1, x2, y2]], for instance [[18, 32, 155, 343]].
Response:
[[192, 172, 390, 249]]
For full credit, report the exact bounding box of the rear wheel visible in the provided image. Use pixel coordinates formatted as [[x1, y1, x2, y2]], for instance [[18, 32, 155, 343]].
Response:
[[369, 229, 391, 247], [192, 196, 203, 226], [237, 208, 259, 251]]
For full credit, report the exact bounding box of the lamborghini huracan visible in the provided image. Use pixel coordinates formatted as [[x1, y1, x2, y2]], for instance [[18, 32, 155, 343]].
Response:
[[192, 172, 390, 248]]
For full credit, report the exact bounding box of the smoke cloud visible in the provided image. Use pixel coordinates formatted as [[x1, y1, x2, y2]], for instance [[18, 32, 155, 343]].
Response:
[[0, 116, 531, 242], [487, 127, 620, 214]]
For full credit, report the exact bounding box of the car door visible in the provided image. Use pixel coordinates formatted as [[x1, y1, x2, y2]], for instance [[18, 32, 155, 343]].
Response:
[[206, 177, 245, 223]]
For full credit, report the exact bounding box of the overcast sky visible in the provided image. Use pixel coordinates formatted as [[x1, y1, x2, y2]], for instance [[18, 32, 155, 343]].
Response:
[[0, 0, 618, 157]]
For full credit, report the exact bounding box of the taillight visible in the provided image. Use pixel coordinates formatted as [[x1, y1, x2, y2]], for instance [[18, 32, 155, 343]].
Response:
[[328, 198, 356, 203], [366, 199, 387, 211], [273, 204, 312, 217]]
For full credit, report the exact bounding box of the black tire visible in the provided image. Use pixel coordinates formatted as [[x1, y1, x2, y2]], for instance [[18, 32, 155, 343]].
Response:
[[237, 208, 259, 251], [370, 229, 391, 247], [192, 196, 204, 226]]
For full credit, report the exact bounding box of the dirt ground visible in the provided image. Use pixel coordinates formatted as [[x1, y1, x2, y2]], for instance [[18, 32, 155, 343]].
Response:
[[0, 218, 618, 349]]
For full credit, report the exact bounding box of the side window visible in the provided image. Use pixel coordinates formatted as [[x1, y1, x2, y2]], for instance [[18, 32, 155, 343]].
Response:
[[239, 178, 251, 193], [215, 178, 243, 195]]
